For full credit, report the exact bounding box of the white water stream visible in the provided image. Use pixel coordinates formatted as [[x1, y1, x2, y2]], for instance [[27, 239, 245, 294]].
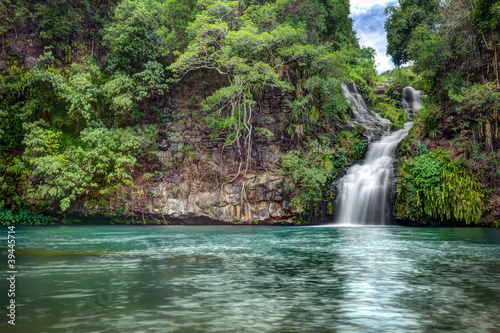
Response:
[[333, 84, 423, 225], [402, 86, 423, 120]]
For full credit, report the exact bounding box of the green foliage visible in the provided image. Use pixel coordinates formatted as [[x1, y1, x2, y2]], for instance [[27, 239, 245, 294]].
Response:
[[0, 207, 54, 226], [449, 82, 500, 114], [396, 149, 486, 224], [385, 0, 498, 91], [0, 44, 166, 216], [133, 61, 169, 102], [384, 0, 440, 67], [380, 67, 418, 93], [416, 101, 443, 138], [281, 129, 365, 216], [104, 60, 168, 121], [33, 0, 118, 59], [169, 0, 371, 168], [273, 0, 355, 46], [103, 0, 198, 70], [36, 0, 84, 49], [154, 0, 199, 58], [0, 155, 25, 209], [288, 76, 349, 130], [407, 25, 449, 86], [281, 138, 336, 214], [408, 153, 442, 190], [0, 0, 30, 39], [22, 121, 158, 212], [2, 53, 103, 133], [0, 67, 27, 150], [170, 0, 308, 164], [103, 0, 162, 70], [472, 0, 500, 34], [375, 99, 407, 128], [1, 50, 168, 134], [448, 82, 500, 151]]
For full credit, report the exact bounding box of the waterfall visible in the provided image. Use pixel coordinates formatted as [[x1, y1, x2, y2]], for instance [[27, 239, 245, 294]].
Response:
[[401, 86, 423, 120], [341, 83, 391, 142], [333, 84, 423, 225], [333, 123, 412, 225]]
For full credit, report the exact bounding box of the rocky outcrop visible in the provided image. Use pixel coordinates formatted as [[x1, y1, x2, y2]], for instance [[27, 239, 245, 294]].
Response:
[[139, 72, 297, 224], [147, 174, 293, 223], [482, 193, 500, 224]]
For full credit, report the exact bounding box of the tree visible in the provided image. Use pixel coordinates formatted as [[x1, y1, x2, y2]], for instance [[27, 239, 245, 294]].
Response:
[[472, 0, 500, 86], [103, 0, 161, 71], [103, 0, 199, 70], [384, 0, 440, 66], [22, 120, 157, 212], [169, 0, 303, 173], [35, 0, 119, 59]]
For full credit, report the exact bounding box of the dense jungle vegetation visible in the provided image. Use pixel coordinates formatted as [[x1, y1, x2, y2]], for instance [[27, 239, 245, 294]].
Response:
[[0, 0, 498, 225], [385, 0, 500, 225]]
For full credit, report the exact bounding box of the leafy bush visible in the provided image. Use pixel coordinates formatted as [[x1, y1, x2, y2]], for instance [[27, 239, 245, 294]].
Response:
[[0, 155, 25, 209], [396, 149, 485, 224], [282, 129, 365, 216], [22, 121, 158, 212], [103, 0, 162, 70], [103, 0, 198, 70], [0, 207, 53, 225], [36, 0, 84, 50], [450, 82, 500, 114], [35, 0, 118, 59], [384, 0, 440, 67], [450, 82, 500, 150]]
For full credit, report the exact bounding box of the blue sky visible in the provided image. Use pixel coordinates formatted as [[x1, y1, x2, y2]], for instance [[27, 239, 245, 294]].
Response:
[[350, 0, 398, 73]]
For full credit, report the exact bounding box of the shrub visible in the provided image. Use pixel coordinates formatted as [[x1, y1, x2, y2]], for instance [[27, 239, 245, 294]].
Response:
[[282, 130, 365, 216], [22, 121, 158, 212], [396, 149, 485, 224], [0, 207, 53, 225]]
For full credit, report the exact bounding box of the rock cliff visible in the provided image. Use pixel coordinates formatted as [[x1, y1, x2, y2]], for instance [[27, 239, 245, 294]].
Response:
[[139, 72, 297, 224]]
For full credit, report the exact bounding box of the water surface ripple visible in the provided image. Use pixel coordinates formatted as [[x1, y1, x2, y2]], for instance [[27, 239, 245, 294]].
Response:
[[2, 226, 500, 332]]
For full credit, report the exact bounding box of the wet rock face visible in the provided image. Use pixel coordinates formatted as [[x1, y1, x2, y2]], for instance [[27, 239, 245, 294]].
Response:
[[144, 76, 295, 224]]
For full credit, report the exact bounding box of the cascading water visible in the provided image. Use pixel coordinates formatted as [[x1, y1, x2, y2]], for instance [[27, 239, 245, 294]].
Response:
[[401, 86, 423, 120], [333, 84, 423, 225], [333, 123, 412, 225], [341, 83, 391, 141]]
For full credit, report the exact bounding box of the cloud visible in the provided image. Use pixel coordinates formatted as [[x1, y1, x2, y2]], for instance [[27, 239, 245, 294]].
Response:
[[350, 0, 396, 15], [351, 1, 398, 73]]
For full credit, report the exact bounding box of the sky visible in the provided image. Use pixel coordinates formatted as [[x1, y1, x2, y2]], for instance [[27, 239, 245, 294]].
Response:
[[350, 0, 398, 73]]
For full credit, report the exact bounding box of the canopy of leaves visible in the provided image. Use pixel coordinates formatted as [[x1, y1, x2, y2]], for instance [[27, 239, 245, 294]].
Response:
[[103, 0, 199, 71], [384, 0, 440, 67]]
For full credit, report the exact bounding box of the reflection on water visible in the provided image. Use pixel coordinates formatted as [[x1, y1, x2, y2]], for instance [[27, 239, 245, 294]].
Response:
[[2, 226, 500, 332]]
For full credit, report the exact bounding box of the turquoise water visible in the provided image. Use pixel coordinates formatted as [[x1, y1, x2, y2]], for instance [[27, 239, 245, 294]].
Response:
[[2, 225, 500, 332]]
